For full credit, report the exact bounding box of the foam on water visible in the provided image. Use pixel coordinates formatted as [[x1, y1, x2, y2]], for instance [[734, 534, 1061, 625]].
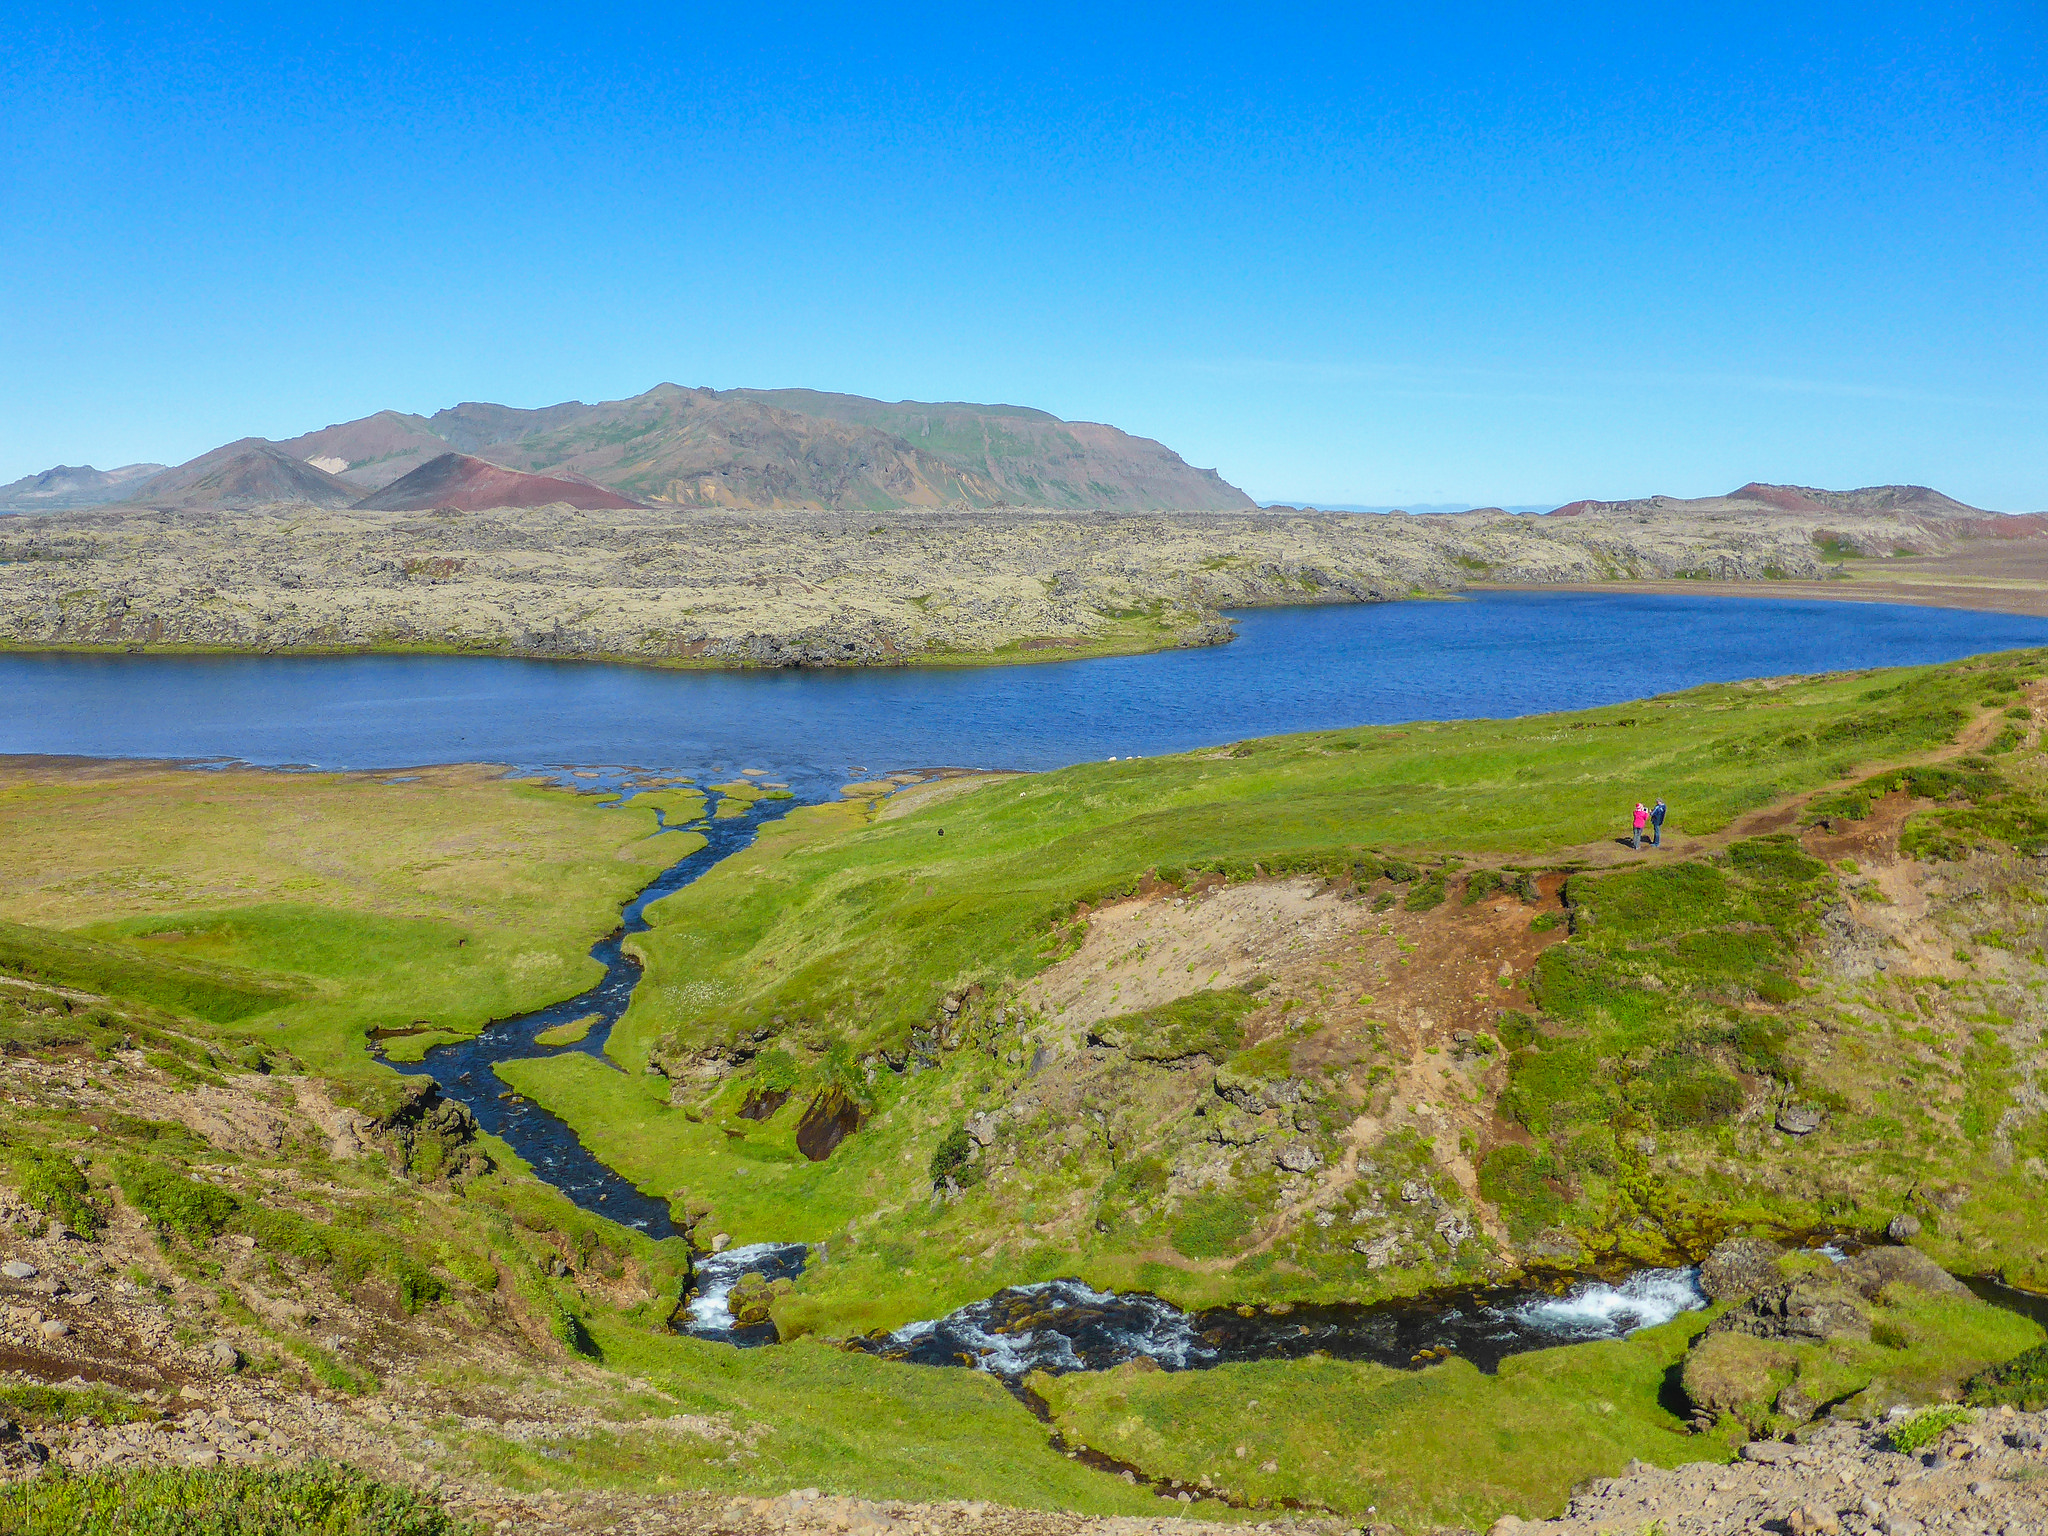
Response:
[[857, 1266, 1711, 1380], [858, 1278, 1214, 1376], [1506, 1266, 1708, 1339], [679, 1242, 809, 1344]]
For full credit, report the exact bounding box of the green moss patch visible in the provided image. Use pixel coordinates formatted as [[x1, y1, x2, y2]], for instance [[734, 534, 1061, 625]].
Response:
[[1089, 987, 1259, 1062]]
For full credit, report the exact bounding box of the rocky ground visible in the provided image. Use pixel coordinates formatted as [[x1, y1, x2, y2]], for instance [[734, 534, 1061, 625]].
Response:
[[1503, 1409, 2048, 1536], [0, 498, 2017, 667]]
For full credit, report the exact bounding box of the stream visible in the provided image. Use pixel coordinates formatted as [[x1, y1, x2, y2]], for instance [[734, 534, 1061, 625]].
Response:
[[850, 1268, 1710, 1379], [375, 767, 1722, 1371], [383, 780, 791, 1240], [365, 773, 2048, 1390]]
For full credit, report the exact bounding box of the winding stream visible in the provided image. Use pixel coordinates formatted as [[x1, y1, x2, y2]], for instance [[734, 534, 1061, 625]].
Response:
[[373, 768, 1722, 1369], [367, 776, 2040, 1380], [384, 783, 788, 1239]]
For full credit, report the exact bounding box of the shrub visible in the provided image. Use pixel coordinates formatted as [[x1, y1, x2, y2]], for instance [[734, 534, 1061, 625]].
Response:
[[1404, 872, 1447, 912], [1091, 987, 1258, 1062], [1477, 1144, 1565, 1236], [438, 1245, 499, 1292], [752, 1048, 800, 1093], [285, 1341, 378, 1397], [1647, 1064, 1743, 1128], [0, 1462, 462, 1534], [389, 1257, 444, 1314], [1170, 1196, 1254, 1258], [1494, 1012, 1539, 1049], [0, 1383, 154, 1427], [1966, 1342, 2048, 1411], [8, 1146, 103, 1237], [1887, 1406, 1970, 1454], [927, 1126, 983, 1188], [118, 1160, 238, 1243]]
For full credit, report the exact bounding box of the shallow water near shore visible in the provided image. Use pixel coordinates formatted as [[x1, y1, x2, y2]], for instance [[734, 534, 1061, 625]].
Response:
[[4, 594, 2047, 789]]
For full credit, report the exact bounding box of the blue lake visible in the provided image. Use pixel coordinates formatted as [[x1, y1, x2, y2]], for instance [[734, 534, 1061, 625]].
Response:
[[4, 594, 2047, 792]]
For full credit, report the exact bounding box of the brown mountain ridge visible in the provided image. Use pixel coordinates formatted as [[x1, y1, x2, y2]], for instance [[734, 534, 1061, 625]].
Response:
[[186, 382, 1255, 512], [352, 453, 646, 513]]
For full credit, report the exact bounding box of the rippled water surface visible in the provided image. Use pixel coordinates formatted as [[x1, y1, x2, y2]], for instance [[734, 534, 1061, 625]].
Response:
[[5, 594, 2046, 786]]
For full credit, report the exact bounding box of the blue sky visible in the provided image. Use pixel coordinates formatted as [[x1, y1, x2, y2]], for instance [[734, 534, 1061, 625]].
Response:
[[4, 2, 2044, 507]]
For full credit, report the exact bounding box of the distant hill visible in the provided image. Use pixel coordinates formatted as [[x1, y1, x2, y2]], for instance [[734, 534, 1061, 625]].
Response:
[[351, 453, 645, 512], [122, 441, 360, 509], [728, 388, 1252, 511], [274, 411, 453, 492], [1550, 482, 2006, 520], [84, 383, 1254, 512], [0, 462, 167, 512]]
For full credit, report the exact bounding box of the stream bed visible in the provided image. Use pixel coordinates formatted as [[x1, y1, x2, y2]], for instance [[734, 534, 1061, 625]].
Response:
[[849, 1267, 1709, 1379], [384, 785, 789, 1239]]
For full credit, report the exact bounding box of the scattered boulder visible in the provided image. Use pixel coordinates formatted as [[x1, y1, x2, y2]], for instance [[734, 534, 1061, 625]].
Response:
[[1776, 1102, 1827, 1136], [1699, 1235, 1784, 1302], [1840, 1246, 1971, 1301], [725, 1272, 777, 1328], [1274, 1140, 1323, 1173], [0, 1262, 34, 1280], [1887, 1213, 1923, 1242], [1352, 1233, 1401, 1270], [208, 1340, 243, 1372], [1775, 1378, 1819, 1424], [1712, 1280, 1870, 1344], [1681, 1331, 1791, 1427]]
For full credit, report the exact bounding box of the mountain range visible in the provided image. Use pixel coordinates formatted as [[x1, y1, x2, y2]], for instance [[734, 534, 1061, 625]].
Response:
[[6, 391, 2043, 523], [0, 384, 1255, 513], [0, 461, 168, 511]]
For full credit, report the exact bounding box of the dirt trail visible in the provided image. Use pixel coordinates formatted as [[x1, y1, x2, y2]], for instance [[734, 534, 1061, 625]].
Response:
[[1457, 681, 2033, 876]]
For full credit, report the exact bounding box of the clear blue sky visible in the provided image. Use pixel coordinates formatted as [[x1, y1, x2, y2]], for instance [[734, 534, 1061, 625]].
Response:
[[4, 2, 2044, 507]]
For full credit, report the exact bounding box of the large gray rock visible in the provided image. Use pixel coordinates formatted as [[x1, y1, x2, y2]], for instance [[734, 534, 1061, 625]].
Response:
[[1775, 1102, 1826, 1136], [1273, 1140, 1323, 1173], [1711, 1280, 1870, 1343], [1699, 1235, 1783, 1302], [1840, 1245, 1970, 1301], [1887, 1214, 1922, 1242]]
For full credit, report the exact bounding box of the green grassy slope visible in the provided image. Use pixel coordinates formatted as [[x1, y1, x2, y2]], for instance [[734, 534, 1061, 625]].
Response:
[[465, 649, 2048, 1341], [0, 766, 688, 1102], [615, 655, 2007, 1068]]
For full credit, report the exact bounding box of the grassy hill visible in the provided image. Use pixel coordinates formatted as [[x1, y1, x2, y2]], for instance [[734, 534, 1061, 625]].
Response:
[[2, 653, 2046, 1526]]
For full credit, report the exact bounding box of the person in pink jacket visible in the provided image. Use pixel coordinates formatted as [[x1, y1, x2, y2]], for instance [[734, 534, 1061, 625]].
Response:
[[1633, 801, 1649, 851]]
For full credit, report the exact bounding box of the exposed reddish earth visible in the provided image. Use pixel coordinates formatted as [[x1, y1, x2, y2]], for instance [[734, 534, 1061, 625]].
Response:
[[349, 453, 645, 512]]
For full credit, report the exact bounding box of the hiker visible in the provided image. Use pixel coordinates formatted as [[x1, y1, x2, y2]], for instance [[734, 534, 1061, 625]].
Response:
[[1633, 801, 1649, 851], [1651, 797, 1667, 847]]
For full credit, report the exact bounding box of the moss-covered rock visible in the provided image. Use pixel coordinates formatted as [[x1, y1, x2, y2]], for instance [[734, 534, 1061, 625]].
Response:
[[1681, 1330, 1792, 1430]]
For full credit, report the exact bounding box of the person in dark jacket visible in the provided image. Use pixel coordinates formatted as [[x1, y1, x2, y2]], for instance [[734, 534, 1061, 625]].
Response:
[[1651, 797, 1667, 847]]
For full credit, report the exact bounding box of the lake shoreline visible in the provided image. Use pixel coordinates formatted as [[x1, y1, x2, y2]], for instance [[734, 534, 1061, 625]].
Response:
[[1470, 572, 2048, 619], [3, 572, 2045, 674]]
